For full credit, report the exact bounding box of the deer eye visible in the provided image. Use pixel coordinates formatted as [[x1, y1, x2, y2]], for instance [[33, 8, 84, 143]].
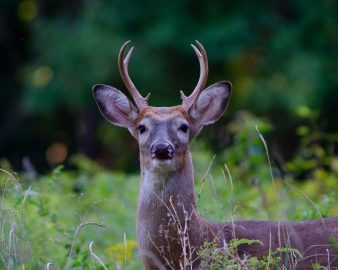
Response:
[[179, 124, 189, 133], [137, 125, 146, 134]]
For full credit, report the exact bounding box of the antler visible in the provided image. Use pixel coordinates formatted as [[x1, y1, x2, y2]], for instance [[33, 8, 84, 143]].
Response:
[[180, 40, 209, 110], [118, 41, 149, 109]]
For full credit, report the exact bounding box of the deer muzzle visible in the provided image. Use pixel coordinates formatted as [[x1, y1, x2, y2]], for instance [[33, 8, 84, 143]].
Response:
[[150, 142, 175, 160]]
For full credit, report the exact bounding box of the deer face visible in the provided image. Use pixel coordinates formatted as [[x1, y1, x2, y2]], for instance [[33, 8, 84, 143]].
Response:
[[92, 41, 232, 172], [134, 106, 190, 172]]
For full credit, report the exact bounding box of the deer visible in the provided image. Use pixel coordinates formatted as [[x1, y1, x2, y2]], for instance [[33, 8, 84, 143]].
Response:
[[92, 41, 338, 269]]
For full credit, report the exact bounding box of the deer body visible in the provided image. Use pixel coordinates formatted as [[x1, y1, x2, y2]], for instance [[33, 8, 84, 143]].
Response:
[[136, 135, 338, 269], [93, 41, 338, 269]]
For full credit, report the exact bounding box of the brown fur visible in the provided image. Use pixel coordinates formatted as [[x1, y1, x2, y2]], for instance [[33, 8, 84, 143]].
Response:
[[137, 106, 190, 122]]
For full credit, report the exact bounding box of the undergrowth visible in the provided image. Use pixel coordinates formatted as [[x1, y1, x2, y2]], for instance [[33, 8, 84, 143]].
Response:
[[0, 111, 337, 269], [198, 239, 303, 270]]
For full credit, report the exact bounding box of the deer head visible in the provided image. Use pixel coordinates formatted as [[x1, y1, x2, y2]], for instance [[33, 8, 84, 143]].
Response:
[[92, 41, 232, 173]]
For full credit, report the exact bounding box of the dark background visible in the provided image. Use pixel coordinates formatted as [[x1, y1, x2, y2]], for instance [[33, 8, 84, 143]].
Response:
[[1, 0, 337, 172]]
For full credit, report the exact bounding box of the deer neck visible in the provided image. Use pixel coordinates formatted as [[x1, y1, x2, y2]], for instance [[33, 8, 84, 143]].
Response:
[[138, 150, 196, 209], [136, 149, 225, 267], [136, 149, 200, 259]]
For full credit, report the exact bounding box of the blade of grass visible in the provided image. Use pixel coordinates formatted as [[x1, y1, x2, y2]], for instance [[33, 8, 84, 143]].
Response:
[[89, 241, 108, 270]]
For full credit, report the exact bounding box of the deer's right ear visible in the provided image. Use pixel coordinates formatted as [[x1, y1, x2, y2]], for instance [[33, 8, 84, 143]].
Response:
[[92, 84, 138, 128]]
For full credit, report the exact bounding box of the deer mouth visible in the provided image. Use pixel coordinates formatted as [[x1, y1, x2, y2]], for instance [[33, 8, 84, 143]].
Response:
[[151, 155, 173, 161], [151, 152, 174, 164], [151, 155, 176, 171]]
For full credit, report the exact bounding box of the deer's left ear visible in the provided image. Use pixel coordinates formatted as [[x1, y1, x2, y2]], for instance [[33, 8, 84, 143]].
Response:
[[189, 81, 232, 136]]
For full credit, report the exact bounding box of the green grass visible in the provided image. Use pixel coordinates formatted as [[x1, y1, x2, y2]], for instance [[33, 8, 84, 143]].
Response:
[[0, 166, 141, 269]]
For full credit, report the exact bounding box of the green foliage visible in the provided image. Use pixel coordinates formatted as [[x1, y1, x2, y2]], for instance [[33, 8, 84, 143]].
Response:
[[0, 162, 141, 269], [194, 112, 337, 223], [287, 106, 338, 181], [21, 0, 338, 116], [2, 0, 337, 171], [198, 239, 303, 270]]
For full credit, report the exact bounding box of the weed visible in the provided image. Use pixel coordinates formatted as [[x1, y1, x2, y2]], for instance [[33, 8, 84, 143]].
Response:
[[198, 239, 303, 270]]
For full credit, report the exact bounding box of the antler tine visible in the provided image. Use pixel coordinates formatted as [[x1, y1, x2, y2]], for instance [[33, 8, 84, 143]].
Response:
[[118, 41, 149, 109], [181, 40, 209, 110]]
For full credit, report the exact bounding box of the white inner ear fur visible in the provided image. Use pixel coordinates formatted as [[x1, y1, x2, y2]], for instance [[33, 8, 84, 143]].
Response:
[[189, 82, 231, 127], [106, 91, 138, 120], [93, 85, 138, 128]]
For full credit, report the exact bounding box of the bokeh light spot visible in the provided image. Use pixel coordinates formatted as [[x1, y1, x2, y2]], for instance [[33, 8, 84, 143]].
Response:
[[33, 66, 54, 88], [295, 105, 311, 118], [46, 143, 68, 166], [332, 158, 338, 172], [18, 0, 38, 21]]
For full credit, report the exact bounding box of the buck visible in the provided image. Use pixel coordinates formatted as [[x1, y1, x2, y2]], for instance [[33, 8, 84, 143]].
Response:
[[92, 41, 338, 269]]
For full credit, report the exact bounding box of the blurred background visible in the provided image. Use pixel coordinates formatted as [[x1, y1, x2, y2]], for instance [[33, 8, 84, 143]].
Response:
[[1, 0, 337, 173]]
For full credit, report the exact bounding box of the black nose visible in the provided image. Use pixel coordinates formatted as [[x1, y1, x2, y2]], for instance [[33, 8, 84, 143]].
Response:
[[151, 142, 174, 159]]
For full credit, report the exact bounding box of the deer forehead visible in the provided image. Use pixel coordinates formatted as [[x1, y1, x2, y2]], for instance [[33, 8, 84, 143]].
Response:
[[136, 106, 190, 123]]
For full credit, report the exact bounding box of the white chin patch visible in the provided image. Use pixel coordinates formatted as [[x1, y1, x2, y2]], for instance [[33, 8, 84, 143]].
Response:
[[151, 159, 176, 172]]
